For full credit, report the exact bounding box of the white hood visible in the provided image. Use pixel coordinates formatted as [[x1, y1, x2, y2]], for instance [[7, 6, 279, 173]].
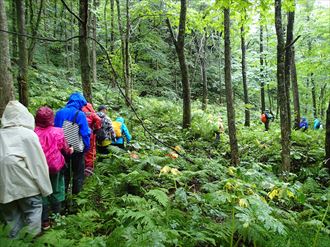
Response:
[[1, 101, 35, 130]]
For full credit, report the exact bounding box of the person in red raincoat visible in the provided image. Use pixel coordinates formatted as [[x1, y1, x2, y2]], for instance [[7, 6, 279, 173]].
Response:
[[82, 103, 102, 176]]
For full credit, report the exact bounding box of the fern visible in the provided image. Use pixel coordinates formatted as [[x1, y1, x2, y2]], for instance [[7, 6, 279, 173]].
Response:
[[145, 189, 169, 208]]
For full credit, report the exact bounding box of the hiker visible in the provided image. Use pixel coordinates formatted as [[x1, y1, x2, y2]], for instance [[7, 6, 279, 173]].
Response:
[[54, 92, 90, 196], [261, 109, 274, 131], [299, 117, 308, 132], [82, 103, 102, 176], [313, 117, 321, 130], [214, 116, 225, 144], [112, 117, 132, 149], [0, 101, 52, 238], [96, 105, 116, 154], [35, 106, 73, 230]]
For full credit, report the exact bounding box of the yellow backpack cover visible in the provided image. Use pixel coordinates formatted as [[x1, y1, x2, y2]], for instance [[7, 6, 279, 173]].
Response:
[[113, 121, 122, 137]]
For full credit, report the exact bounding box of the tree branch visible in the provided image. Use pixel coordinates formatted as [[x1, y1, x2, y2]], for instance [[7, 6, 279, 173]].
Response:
[[165, 18, 177, 48], [285, 35, 301, 50], [60, 0, 83, 24]]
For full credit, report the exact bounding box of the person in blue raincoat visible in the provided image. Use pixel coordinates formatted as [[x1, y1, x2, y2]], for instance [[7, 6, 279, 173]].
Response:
[[299, 117, 308, 132], [111, 117, 131, 149], [54, 92, 90, 196], [313, 117, 321, 130]]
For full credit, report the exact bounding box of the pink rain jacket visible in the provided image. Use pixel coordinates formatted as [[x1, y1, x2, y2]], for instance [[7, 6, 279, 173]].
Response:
[[35, 107, 70, 174]]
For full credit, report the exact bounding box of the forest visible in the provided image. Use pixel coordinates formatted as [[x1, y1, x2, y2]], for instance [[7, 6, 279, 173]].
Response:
[[0, 0, 329, 246]]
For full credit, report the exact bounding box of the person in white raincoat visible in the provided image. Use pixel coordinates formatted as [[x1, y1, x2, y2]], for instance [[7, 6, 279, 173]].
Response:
[[0, 101, 52, 238]]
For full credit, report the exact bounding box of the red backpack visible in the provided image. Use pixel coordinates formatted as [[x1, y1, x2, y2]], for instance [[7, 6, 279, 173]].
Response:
[[261, 114, 267, 123]]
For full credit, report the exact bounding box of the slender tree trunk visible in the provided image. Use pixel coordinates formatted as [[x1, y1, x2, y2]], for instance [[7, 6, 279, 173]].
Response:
[[0, 0, 15, 117], [16, 0, 29, 107], [291, 48, 300, 129], [325, 101, 330, 172], [166, 0, 191, 128], [70, 1, 75, 70], [42, 4, 49, 64], [201, 33, 208, 111], [28, 0, 44, 65], [218, 32, 222, 105], [54, 0, 57, 37], [116, 0, 126, 88], [110, 0, 115, 53], [275, 0, 290, 172], [79, 0, 92, 102], [260, 23, 265, 113], [194, 32, 208, 111], [224, 7, 239, 165], [319, 84, 327, 118], [104, 0, 108, 49], [311, 73, 317, 118], [91, 0, 98, 84], [125, 0, 131, 104], [11, 0, 18, 61], [241, 24, 250, 127], [285, 10, 294, 131]]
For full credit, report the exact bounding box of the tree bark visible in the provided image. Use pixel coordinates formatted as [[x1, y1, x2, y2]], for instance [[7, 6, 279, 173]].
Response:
[[291, 48, 300, 129], [241, 24, 250, 127], [326, 101, 330, 172], [79, 0, 92, 102], [28, 0, 44, 65], [275, 0, 290, 172], [260, 23, 265, 113], [224, 7, 239, 165], [0, 0, 15, 117], [91, 0, 98, 84], [116, 0, 126, 90], [285, 10, 294, 131], [311, 73, 317, 118], [125, 0, 132, 104], [16, 0, 29, 107], [319, 83, 327, 118], [110, 0, 115, 53], [11, 0, 18, 61], [166, 0, 191, 129]]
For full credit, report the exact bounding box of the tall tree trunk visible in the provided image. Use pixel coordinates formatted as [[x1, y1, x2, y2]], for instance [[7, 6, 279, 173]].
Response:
[[291, 48, 300, 129], [125, 0, 131, 104], [319, 84, 327, 118], [260, 23, 265, 113], [116, 0, 126, 90], [201, 33, 208, 111], [91, 0, 98, 84], [285, 10, 294, 131], [104, 0, 108, 49], [0, 0, 15, 117], [110, 0, 115, 53], [224, 7, 239, 165], [79, 0, 92, 102], [311, 73, 317, 118], [16, 0, 29, 107], [325, 101, 330, 173], [218, 32, 223, 105], [53, 0, 57, 37], [166, 0, 191, 128], [275, 0, 290, 172], [241, 24, 250, 127], [28, 0, 44, 65], [194, 32, 208, 111], [11, 0, 18, 61], [70, 1, 75, 70]]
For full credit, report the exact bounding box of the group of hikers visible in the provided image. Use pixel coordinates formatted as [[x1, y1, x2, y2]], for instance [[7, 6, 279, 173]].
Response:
[[260, 109, 322, 131], [0, 92, 131, 238]]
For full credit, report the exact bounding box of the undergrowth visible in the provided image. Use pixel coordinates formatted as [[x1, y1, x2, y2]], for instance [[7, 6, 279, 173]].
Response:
[[1, 68, 329, 247]]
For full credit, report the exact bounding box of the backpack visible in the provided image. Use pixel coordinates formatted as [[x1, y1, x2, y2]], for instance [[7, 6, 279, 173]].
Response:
[[63, 111, 84, 152], [113, 121, 122, 138], [261, 114, 267, 123], [95, 128, 107, 144]]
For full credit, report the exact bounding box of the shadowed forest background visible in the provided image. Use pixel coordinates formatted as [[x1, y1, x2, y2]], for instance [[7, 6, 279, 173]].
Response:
[[0, 0, 329, 246]]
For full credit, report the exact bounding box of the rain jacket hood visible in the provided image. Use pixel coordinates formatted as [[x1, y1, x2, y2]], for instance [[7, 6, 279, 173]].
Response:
[[115, 117, 125, 123], [35, 106, 54, 128], [66, 92, 87, 110], [1, 101, 35, 130]]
